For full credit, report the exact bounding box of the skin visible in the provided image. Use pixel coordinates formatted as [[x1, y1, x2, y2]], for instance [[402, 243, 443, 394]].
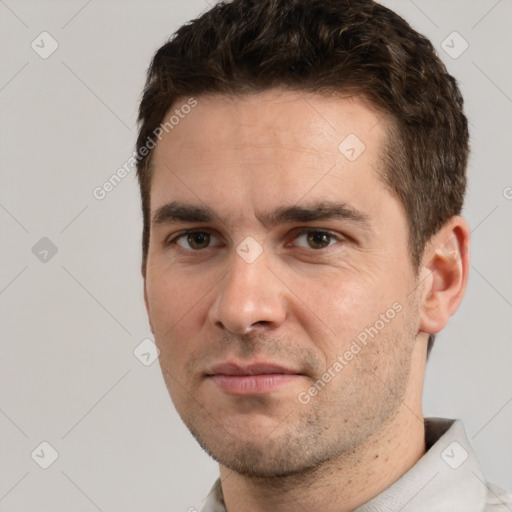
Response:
[[143, 89, 470, 511]]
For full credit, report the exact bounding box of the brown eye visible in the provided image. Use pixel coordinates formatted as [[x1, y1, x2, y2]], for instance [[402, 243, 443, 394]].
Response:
[[186, 232, 210, 250], [291, 229, 339, 250], [306, 231, 332, 249], [171, 231, 220, 251], [169, 229, 223, 252]]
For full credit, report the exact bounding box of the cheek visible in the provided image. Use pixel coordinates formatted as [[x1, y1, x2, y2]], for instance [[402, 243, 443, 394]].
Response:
[[297, 270, 408, 358], [145, 266, 211, 362], [147, 261, 207, 321]]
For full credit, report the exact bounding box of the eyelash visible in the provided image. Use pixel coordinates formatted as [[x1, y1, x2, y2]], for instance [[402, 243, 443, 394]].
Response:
[[289, 228, 343, 249], [165, 228, 344, 251]]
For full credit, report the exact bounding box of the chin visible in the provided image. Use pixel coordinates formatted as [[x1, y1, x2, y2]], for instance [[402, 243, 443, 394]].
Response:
[[183, 413, 338, 479], [204, 438, 325, 478]]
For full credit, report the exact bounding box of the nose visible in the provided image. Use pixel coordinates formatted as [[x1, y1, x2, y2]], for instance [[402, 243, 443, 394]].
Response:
[[208, 248, 287, 335]]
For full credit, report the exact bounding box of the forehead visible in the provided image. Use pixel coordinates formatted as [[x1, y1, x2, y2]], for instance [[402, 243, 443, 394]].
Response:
[[154, 89, 386, 153], [149, 89, 392, 219]]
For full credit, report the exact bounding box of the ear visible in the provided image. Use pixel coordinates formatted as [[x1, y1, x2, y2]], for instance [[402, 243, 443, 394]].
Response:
[[418, 216, 470, 335], [141, 262, 154, 334]]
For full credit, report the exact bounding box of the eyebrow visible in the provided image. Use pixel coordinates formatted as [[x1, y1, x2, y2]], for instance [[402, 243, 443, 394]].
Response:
[[151, 200, 371, 230], [152, 201, 216, 225], [262, 202, 370, 228]]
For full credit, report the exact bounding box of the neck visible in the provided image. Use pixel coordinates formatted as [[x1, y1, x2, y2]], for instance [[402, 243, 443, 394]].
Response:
[[219, 401, 425, 512]]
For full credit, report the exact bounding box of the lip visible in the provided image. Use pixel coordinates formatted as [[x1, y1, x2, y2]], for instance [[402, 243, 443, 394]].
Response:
[[208, 361, 300, 376], [206, 361, 304, 395]]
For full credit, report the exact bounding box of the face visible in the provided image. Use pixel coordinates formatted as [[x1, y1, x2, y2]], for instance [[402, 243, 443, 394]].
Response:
[[144, 89, 423, 477]]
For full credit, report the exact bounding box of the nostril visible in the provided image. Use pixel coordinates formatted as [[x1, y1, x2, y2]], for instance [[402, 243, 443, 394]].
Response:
[[241, 320, 274, 337], [255, 320, 271, 327]]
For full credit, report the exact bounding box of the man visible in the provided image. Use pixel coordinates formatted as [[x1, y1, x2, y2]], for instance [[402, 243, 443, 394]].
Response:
[[136, 0, 512, 510]]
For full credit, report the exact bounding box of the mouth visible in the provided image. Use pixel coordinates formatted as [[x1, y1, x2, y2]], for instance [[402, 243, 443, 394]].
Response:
[[206, 361, 305, 395]]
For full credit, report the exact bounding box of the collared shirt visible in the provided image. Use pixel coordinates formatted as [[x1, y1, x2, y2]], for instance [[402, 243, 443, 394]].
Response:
[[200, 418, 512, 512]]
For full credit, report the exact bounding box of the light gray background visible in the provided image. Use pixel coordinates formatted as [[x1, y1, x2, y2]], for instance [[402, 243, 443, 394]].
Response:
[[1, 0, 511, 510]]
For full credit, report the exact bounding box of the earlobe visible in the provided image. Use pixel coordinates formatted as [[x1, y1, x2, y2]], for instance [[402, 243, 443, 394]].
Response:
[[418, 216, 470, 335]]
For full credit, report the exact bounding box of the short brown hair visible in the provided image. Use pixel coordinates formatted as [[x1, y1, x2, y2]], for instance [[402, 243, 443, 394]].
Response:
[[136, 0, 469, 353]]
